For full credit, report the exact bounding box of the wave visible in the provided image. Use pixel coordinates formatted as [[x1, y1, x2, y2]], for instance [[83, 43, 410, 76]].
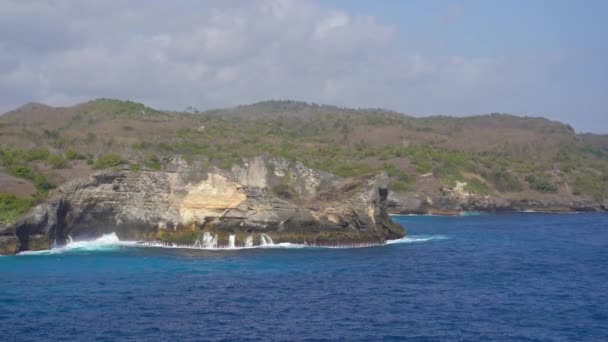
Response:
[[16, 232, 447, 255], [139, 240, 311, 251], [18, 233, 137, 255], [385, 235, 449, 244], [520, 210, 585, 214], [459, 211, 490, 216]]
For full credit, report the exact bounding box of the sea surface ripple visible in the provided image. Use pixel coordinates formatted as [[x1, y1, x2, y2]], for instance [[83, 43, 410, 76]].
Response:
[[1, 213, 607, 341]]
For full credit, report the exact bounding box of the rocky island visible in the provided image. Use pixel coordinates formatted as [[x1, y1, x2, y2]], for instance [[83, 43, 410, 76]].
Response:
[[0, 156, 403, 254]]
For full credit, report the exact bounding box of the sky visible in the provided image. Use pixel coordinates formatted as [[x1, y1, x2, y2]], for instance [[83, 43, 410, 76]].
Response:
[[0, 0, 606, 133]]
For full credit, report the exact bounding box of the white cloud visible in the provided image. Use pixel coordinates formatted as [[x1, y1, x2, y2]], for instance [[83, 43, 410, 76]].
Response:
[[0, 0, 602, 132]]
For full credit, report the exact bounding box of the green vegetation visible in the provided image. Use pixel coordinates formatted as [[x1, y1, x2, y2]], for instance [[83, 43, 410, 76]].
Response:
[[144, 154, 162, 171], [489, 168, 522, 193], [525, 174, 558, 193], [574, 173, 607, 200], [0, 149, 54, 193], [48, 154, 68, 169], [24, 149, 50, 161], [80, 98, 168, 119], [65, 149, 84, 160], [465, 178, 492, 195], [271, 184, 298, 199], [383, 163, 413, 192], [1, 99, 607, 204], [0, 193, 32, 223], [94, 154, 123, 169]]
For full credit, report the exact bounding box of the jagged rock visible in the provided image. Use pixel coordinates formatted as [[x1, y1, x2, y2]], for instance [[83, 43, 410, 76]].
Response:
[[389, 181, 606, 215], [0, 235, 19, 255], [0, 156, 403, 254]]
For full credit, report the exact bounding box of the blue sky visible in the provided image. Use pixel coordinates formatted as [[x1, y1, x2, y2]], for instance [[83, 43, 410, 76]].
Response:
[[0, 0, 606, 132]]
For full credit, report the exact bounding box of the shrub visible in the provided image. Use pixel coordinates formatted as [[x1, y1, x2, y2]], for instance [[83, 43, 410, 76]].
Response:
[[33, 174, 54, 192], [390, 179, 411, 192], [144, 154, 162, 171], [325, 162, 374, 178], [414, 159, 432, 174], [465, 178, 492, 195], [65, 149, 84, 160], [7, 164, 35, 180], [525, 174, 558, 193], [573, 173, 606, 200], [25, 149, 50, 161], [383, 163, 413, 192], [94, 154, 122, 169], [491, 169, 522, 192], [0, 193, 32, 223], [48, 154, 68, 169]]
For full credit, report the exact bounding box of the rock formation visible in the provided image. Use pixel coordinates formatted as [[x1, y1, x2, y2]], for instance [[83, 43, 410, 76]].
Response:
[[0, 156, 404, 254], [388, 181, 605, 215]]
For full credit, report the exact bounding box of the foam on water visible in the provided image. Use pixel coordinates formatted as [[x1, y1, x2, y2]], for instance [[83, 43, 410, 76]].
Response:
[[459, 211, 489, 216], [16, 231, 446, 255], [18, 233, 137, 255], [385, 235, 449, 244]]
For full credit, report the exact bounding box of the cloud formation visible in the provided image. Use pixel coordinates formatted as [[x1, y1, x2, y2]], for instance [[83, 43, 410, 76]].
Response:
[[0, 0, 605, 132]]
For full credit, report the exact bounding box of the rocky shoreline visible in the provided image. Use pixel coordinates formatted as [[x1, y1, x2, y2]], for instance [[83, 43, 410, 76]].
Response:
[[0, 156, 404, 255], [388, 182, 608, 216]]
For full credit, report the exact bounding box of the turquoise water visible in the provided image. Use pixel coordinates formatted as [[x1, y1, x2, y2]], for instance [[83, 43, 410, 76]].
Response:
[[1, 213, 607, 341]]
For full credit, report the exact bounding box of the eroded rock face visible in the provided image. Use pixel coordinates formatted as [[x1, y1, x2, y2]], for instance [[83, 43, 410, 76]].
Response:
[[0, 156, 404, 254], [388, 181, 606, 215]]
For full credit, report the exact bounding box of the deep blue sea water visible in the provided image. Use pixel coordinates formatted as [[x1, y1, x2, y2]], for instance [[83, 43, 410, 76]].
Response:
[[1, 213, 607, 341]]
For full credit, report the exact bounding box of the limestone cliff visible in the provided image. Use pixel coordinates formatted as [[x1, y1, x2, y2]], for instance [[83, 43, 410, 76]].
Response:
[[388, 181, 607, 215], [0, 156, 404, 254]]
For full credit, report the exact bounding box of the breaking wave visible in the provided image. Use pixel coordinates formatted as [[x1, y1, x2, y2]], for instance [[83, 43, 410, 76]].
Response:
[[385, 235, 449, 244], [18, 233, 137, 255], [16, 232, 447, 255]]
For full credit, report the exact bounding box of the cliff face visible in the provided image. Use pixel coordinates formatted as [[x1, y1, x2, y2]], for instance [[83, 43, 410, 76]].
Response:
[[388, 181, 607, 215], [0, 157, 404, 254]]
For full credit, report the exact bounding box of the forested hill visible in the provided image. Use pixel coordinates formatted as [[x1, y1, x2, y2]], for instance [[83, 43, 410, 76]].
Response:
[[1, 98, 607, 221]]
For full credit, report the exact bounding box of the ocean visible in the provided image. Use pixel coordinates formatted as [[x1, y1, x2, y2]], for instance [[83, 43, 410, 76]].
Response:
[[1, 213, 607, 341]]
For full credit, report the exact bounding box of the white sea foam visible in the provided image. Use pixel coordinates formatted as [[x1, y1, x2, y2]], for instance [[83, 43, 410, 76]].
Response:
[[384, 235, 449, 244], [18, 233, 137, 255], [139, 240, 309, 250], [521, 210, 584, 214], [459, 211, 489, 216], [16, 232, 445, 255]]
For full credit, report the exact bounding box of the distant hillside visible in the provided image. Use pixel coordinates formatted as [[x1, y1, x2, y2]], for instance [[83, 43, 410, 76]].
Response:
[[1, 98, 607, 221]]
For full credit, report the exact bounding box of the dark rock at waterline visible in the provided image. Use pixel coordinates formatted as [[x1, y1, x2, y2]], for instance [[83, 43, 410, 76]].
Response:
[[0, 156, 404, 254]]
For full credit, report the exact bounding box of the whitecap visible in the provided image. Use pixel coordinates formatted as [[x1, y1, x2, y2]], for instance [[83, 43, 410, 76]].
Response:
[[18, 233, 137, 255], [17, 232, 446, 255], [384, 235, 449, 245]]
